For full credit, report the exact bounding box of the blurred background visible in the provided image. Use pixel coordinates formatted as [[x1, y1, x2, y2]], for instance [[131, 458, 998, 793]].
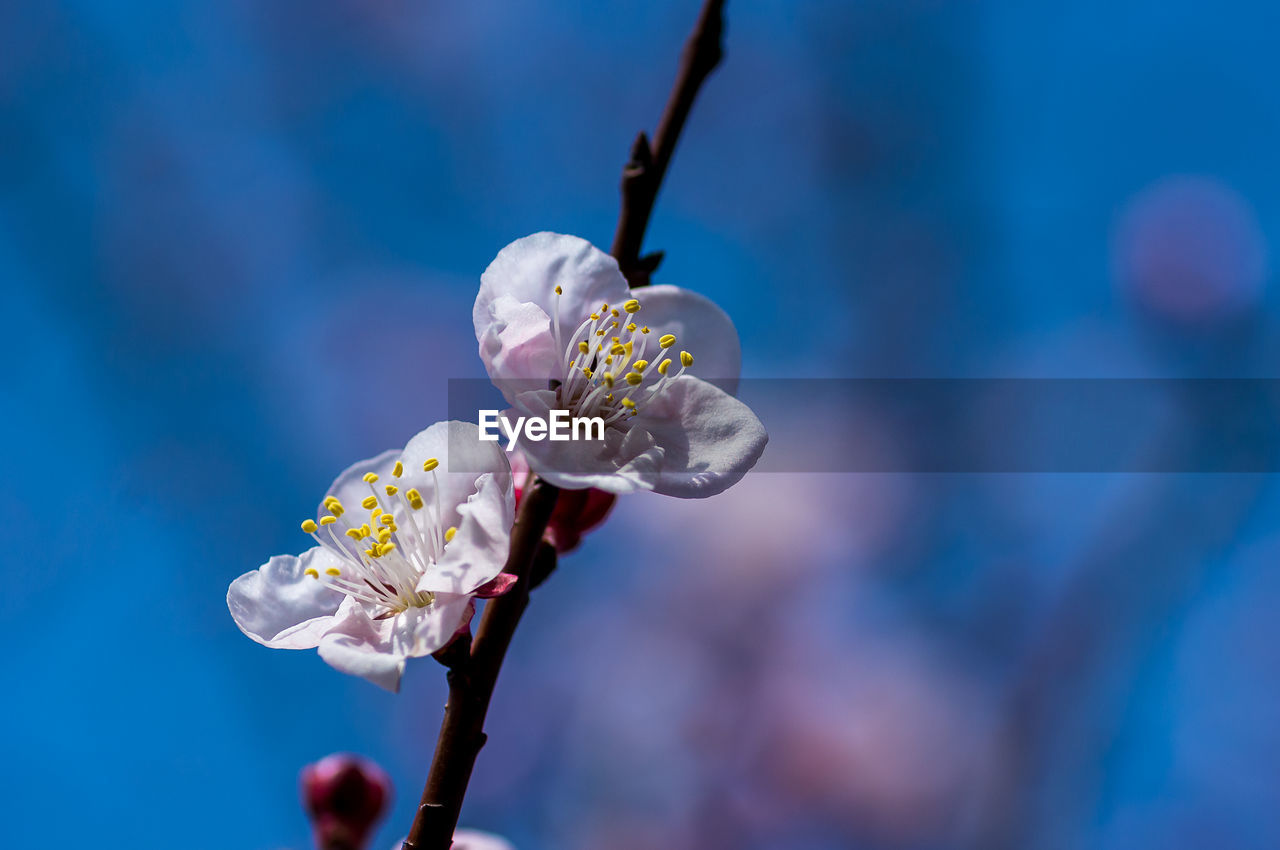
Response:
[[5, 0, 1280, 848]]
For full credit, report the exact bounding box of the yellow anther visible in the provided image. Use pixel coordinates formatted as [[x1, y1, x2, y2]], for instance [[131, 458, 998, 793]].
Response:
[[601, 302, 609, 311], [393, 461, 404, 478], [554, 285, 563, 295], [596, 329, 606, 336], [633, 360, 649, 371], [407, 488, 424, 509], [591, 313, 600, 321], [381, 513, 395, 526], [658, 358, 672, 375], [579, 341, 589, 354], [611, 308, 620, 318], [582, 367, 593, 378], [612, 321, 619, 329], [301, 519, 318, 534], [603, 373, 615, 388], [365, 547, 377, 559], [371, 507, 382, 520], [325, 498, 345, 517], [610, 343, 626, 356], [681, 351, 694, 367], [641, 326, 650, 333], [423, 457, 439, 472], [612, 336, 621, 343], [623, 299, 641, 313], [659, 334, 676, 348], [320, 516, 337, 526], [444, 526, 457, 543], [361, 495, 378, 510], [605, 393, 614, 402], [380, 543, 396, 555], [626, 372, 643, 386], [363, 472, 378, 484], [624, 340, 633, 355], [325, 567, 341, 577], [304, 568, 319, 579], [627, 323, 637, 332], [621, 397, 637, 409], [384, 484, 398, 496], [360, 523, 372, 538], [346, 528, 363, 540], [377, 529, 391, 544]]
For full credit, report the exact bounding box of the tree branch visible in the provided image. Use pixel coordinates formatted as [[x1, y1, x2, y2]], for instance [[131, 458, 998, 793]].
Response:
[[611, 0, 726, 287], [402, 4, 728, 845], [402, 482, 560, 850]]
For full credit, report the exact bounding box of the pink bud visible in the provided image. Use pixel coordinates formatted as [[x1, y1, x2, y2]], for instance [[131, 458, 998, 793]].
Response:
[[301, 753, 391, 850]]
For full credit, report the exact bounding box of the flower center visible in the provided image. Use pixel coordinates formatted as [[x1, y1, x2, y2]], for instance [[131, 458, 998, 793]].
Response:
[[299, 459, 457, 618], [550, 290, 695, 426]]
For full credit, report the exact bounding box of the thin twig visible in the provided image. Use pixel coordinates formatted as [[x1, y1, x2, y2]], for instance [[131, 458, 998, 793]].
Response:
[[611, 0, 726, 286]]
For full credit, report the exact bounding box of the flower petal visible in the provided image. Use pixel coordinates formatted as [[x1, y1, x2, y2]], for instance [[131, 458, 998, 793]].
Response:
[[632, 375, 768, 498], [417, 468, 514, 594], [629, 284, 742, 394], [324, 448, 401, 520], [474, 233, 631, 355], [395, 421, 513, 535], [406, 592, 475, 654], [477, 295, 562, 396], [508, 390, 665, 493], [227, 548, 346, 649], [317, 598, 405, 692], [452, 830, 517, 850]]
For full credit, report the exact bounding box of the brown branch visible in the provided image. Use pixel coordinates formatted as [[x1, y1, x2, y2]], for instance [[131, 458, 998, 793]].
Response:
[[611, 0, 726, 287], [402, 482, 560, 850], [401, 5, 728, 846]]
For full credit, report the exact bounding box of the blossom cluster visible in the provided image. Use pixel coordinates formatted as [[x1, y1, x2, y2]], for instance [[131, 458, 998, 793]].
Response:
[[228, 233, 767, 691]]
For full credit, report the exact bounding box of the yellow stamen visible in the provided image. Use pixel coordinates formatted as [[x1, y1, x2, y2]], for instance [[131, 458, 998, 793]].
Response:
[[301, 519, 318, 534], [362, 472, 379, 484], [346, 528, 363, 540], [578, 341, 589, 354], [407, 488, 424, 510], [385, 484, 398, 496], [610, 343, 626, 356], [621, 398, 636, 409], [361, 495, 378, 510], [423, 458, 439, 472], [633, 360, 649, 371], [623, 298, 641, 313], [320, 516, 337, 526], [641, 326, 650, 334], [444, 526, 457, 543], [582, 367, 593, 378], [680, 351, 694, 367], [554, 285, 563, 294], [659, 334, 676, 349], [325, 567, 341, 577], [378, 529, 391, 544], [627, 323, 637, 332], [392, 461, 403, 478], [626, 372, 643, 386], [603, 373, 615, 388], [304, 568, 319, 579], [658, 358, 672, 375]]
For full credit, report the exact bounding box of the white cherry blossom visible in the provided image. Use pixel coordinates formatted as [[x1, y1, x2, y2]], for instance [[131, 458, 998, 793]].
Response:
[[228, 421, 514, 692], [473, 232, 767, 497]]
